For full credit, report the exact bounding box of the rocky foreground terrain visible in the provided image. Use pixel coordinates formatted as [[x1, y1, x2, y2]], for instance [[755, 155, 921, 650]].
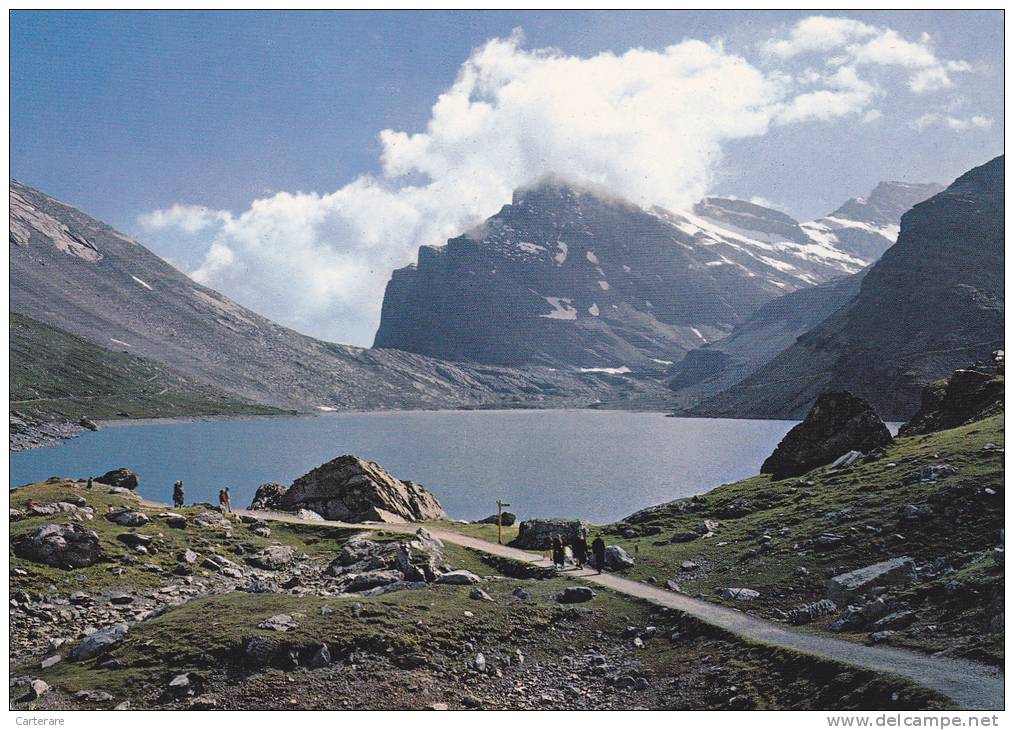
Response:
[[10, 447, 959, 711], [9, 482, 950, 711]]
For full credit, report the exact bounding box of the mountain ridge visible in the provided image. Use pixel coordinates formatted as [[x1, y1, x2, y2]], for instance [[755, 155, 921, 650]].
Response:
[[373, 176, 937, 378], [689, 156, 1003, 420], [9, 179, 674, 416]]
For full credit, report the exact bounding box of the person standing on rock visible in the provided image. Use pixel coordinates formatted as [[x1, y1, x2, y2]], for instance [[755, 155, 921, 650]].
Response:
[[592, 535, 606, 574], [173, 481, 185, 509], [552, 535, 566, 569], [218, 488, 231, 514], [86, 477, 93, 490], [573, 529, 588, 569], [223, 487, 233, 514]]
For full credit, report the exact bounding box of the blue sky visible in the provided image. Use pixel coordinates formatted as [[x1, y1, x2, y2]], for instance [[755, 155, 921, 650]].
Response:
[[11, 10, 1004, 345]]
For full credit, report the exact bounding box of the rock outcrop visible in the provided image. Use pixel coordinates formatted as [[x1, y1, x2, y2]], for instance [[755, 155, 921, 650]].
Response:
[[69, 623, 128, 661], [325, 528, 453, 590], [761, 392, 892, 479], [96, 468, 138, 490], [14, 523, 103, 568], [900, 367, 1004, 436], [510, 518, 591, 550], [280, 456, 447, 523]]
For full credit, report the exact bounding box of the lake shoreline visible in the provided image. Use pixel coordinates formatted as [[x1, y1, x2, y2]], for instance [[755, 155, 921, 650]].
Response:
[[10, 410, 797, 522], [12, 399, 812, 454]]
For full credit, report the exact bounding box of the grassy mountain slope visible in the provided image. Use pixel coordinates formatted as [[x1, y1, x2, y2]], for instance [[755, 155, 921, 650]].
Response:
[[10, 312, 285, 423], [602, 412, 1004, 665]]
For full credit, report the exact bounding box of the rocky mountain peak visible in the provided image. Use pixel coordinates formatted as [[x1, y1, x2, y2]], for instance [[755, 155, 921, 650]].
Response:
[[830, 180, 945, 226], [509, 176, 626, 210], [375, 178, 880, 369]]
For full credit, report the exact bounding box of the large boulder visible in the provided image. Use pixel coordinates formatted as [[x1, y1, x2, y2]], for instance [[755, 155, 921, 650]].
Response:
[[900, 368, 1004, 436], [248, 483, 288, 511], [69, 623, 128, 661], [14, 523, 103, 568], [761, 392, 893, 479], [246, 545, 295, 570], [827, 557, 918, 605], [434, 570, 482, 585], [95, 468, 139, 490], [509, 518, 590, 550], [477, 512, 517, 527], [603, 545, 634, 570], [280, 456, 447, 523], [557, 587, 595, 603]]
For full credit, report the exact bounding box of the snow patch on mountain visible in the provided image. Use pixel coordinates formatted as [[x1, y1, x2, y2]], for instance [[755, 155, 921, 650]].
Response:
[[541, 297, 578, 321]]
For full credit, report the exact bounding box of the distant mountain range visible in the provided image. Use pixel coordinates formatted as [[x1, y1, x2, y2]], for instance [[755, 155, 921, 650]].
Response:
[[374, 179, 940, 372], [10, 160, 996, 430], [9, 180, 672, 418], [690, 156, 1004, 420], [664, 271, 865, 409]]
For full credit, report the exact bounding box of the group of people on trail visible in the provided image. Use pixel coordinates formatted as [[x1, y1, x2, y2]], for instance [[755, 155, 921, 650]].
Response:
[[167, 480, 232, 514], [550, 529, 607, 574]]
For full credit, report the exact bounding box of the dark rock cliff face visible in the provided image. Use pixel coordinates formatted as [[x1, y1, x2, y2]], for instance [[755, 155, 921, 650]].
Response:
[[9, 180, 674, 412], [374, 181, 871, 369], [692, 156, 1004, 421], [761, 392, 893, 480], [900, 367, 1004, 436]]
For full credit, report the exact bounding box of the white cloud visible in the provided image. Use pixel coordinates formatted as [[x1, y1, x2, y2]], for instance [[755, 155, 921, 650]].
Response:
[[139, 22, 987, 346], [762, 17, 972, 94], [913, 113, 994, 132], [761, 17, 878, 58], [138, 204, 230, 234]]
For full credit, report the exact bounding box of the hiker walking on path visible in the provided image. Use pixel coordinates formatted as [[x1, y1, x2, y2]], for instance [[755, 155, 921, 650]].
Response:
[[573, 529, 588, 569], [219, 488, 233, 514], [552, 535, 566, 569], [592, 535, 606, 574], [172, 480, 185, 509]]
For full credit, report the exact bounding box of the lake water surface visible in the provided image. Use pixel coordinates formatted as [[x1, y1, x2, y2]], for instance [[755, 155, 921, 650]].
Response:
[[10, 411, 797, 523]]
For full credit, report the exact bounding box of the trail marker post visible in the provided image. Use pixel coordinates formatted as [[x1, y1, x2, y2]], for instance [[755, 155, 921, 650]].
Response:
[[497, 499, 511, 545]]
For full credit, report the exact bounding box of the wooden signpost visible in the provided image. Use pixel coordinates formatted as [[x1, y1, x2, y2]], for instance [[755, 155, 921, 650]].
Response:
[[497, 498, 511, 544]]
